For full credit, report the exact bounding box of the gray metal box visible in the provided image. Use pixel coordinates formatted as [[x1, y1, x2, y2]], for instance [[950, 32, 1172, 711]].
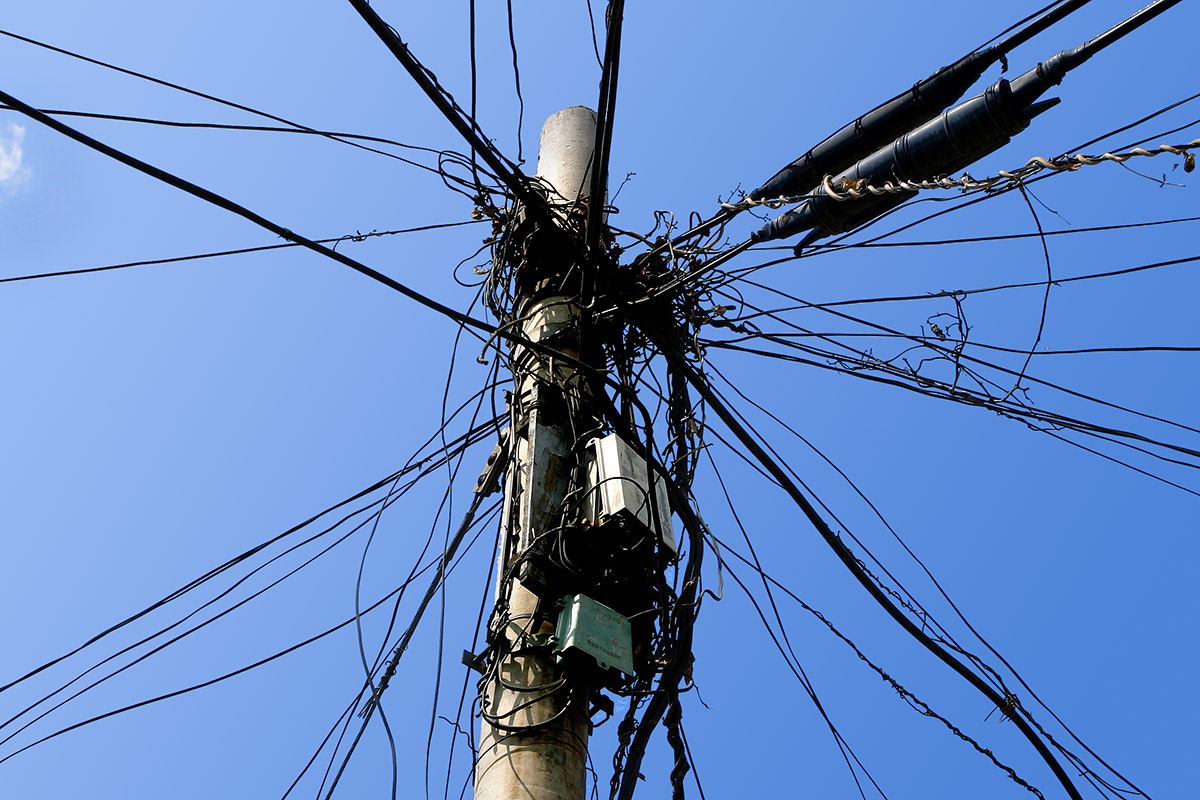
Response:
[[554, 593, 634, 676], [583, 433, 676, 554]]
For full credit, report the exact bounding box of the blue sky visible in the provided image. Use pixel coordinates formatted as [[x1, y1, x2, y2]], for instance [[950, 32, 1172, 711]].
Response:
[[0, 2, 1196, 799]]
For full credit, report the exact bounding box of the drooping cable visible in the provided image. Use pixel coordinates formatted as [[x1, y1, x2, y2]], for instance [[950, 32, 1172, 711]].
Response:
[[639, 320, 1086, 800]]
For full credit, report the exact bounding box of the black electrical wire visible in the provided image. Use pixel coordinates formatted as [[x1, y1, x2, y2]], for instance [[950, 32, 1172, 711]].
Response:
[[0, 86, 504, 332], [313, 501, 499, 800], [349, 342, 499, 797], [700, 158, 1195, 316], [803, 215, 1200, 255], [704, 325, 1200, 482], [319, 492, 489, 800], [0, 495, 395, 746], [700, 360, 1004, 672], [709, 529, 1057, 797], [736, 250, 1200, 315], [0, 222, 483, 285], [0, 572, 440, 767], [702, 447, 891, 800], [441, 516, 501, 800], [0, 29, 482, 181], [720, 275, 1200, 441], [1003, 184, 1054, 404], [717, 131, 1192, 283], [354, 471, 406, 800], [584, 0, 604, 67], [1106, 117, 1200, 161], [279, 691, 362, 800], [468, 0, 481, 189], [660, 37, 1199, 287], [0, 412, 502, 749], [362, 426, 505, 696], [505, 0, 526, 164], [829, 101, 1200, 253], [423, 299, 495, 799], [970, 0, 1091, 55], [286, 500, 501, 800], [2, 386, 504, 742], [8, 6, 1179, 797], [586, 0, 625, 254], [1075, 0, 1185, 66], [344, 0, 562, 233], [704, 337, 1200, 500], [1048, 425, 1200, 497], [1071, 91, 1200, 153], [0, 86, 652, 425], [697, 349, 1175, 798], [638, 318, 1087, 800], [0, 104, 486, 179], [647, 0, 1099, 259], [0, 456, 425, 695], [717, 328, 1200, 358], [745, 0, 1186, 247], [614, 470, 704, 800]]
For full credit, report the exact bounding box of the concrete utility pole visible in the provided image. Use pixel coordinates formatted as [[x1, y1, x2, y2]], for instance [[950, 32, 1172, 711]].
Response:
[[474, 106, 599, 800]]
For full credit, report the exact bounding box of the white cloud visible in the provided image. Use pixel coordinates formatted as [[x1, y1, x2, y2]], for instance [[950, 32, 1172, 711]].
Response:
[[0, 123, 30, 189]]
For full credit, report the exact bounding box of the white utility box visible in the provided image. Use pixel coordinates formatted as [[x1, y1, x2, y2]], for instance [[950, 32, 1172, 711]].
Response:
[[583, 433, 676, 554]]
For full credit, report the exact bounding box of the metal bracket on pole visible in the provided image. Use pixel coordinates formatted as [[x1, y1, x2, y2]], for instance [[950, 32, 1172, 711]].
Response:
[[474, 427, 511, 497]]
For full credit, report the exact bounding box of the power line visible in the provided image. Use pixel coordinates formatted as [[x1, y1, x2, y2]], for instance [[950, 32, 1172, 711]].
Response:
[[717, 274, 1200, 440], [0, 86, 516, 345], [639, 319, 1087, 800], [0, 222, 483, 285], [0, 104, 486, 179], [344, 0, 560, 228], [586, 0, 625, 254], [0, 409, 504, 750], [0, 28, 488, 186]]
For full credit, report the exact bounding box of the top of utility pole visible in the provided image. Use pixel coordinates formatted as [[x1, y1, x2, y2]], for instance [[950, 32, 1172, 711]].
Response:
[[537, 107, 598, 206]]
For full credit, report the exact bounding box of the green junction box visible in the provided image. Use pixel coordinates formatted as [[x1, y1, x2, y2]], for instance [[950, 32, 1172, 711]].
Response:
[[553, 594, 634, 677]]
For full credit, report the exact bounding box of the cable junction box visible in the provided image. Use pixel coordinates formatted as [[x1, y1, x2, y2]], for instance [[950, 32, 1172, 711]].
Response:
[[583, 433, 676, 554], [553, 593, 634, 677]]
